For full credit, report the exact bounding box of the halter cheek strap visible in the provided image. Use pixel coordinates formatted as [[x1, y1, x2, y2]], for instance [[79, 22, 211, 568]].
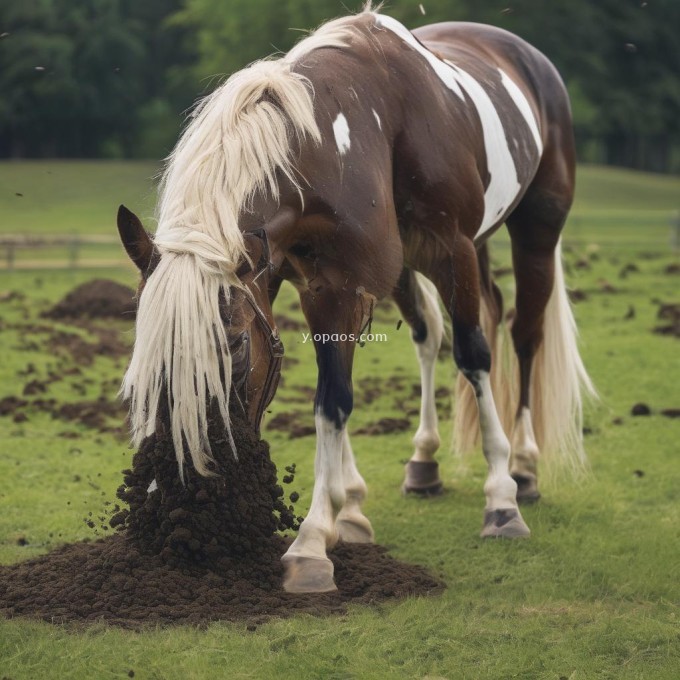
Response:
[[245, 295, 284, 432]]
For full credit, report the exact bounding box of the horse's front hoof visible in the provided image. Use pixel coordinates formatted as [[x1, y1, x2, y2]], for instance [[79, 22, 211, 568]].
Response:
[[281, 554, 337, 593], [402, 460, 443, 496], [336, 516, 375, 543], [480, 508, 531, 538], [512, 474, 541, 504]]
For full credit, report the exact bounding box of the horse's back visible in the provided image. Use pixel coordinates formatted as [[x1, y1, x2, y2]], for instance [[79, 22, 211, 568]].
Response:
[[414, 21, 571, 127], [414, 21, 576, 239]]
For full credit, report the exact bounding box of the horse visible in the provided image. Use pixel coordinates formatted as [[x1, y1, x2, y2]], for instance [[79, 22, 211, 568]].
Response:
[[116, 8, 594, 593]]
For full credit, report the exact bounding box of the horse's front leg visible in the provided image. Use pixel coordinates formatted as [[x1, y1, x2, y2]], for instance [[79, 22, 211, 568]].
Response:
[[282, 287, 371, 593]]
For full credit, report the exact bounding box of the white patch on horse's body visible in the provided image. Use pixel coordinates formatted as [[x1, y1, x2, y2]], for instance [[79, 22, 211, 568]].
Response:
[[442, 60, 522, 239], [333, 113, 351, 155], [375, 14, 523, 240], [372, 108, 382, 129], [499, 69, 543, 153], [375, 14, 465, 99]]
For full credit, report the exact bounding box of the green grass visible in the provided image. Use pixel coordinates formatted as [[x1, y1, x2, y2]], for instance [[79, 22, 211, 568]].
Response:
[[0, 160, 159, 235], [1, 164, 679, 679], [567, 166, 680, 248]]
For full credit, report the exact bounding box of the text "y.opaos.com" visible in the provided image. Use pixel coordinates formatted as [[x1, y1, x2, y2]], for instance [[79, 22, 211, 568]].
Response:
[[301, 332, 388, 344]]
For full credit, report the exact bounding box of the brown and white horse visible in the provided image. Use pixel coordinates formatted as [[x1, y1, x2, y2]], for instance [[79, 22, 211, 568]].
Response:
[[117, 9, 594, 593]]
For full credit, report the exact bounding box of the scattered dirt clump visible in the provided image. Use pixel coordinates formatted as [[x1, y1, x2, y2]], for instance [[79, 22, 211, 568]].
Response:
[[55, 397, 128, 435], [0, 290, 26, 303], [49, 327, 131, 365], [265, 412, 316, 439], [0, 396, 28, 416], [43, 279, 136, 320], [568, 289, 588, 303], [0, 401, 443, 627], [353, 417, 411, 436], [618, 263, 639, 279], [631, 403, 651, 416], [653, 302, 680, 338], [597, 279, 618, 294], [0, 393, 127, 436]]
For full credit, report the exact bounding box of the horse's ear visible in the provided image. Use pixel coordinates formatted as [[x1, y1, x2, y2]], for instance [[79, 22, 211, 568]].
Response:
[[117, 205, 156, 273]]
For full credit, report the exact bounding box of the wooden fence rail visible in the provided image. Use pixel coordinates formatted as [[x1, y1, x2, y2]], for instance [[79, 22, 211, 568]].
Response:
[[0, 235, 127, 270], [1, 224, 678, 271]]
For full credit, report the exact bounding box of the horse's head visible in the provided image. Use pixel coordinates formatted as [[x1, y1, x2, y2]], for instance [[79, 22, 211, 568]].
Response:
[[117, 205, 283, 475], [222, 226, 284, 428]]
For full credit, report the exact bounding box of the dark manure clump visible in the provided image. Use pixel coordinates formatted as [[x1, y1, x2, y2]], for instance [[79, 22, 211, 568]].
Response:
[[0, 401, 443, 627]]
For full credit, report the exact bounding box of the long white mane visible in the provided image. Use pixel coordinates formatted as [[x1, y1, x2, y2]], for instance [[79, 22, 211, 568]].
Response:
[[122, 15, 362, 478]]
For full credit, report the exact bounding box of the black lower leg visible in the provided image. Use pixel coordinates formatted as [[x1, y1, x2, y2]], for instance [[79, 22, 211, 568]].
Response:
[[452, 322, 491, 386], [314, 340, 353, 429]]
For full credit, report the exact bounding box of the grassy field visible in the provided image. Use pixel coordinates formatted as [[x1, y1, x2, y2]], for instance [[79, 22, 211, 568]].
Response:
[[1, 161, 159, 235], [0, 163, 679, 679]]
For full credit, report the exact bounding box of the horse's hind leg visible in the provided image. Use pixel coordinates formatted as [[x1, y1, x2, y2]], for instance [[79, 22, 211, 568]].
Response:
[[392, 268, 444, 495], [506, 236, 558, 503], [505, 154, 576, 502], [433, 235, 529, 538]]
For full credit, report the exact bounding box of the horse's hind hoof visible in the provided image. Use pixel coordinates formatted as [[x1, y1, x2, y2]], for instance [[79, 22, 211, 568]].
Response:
[[281, 554, 337, 593], [480, 508, 531, 538], [513, 474, 541, 505], [402, 460, 443, 496], [336, 516, 375, 544]]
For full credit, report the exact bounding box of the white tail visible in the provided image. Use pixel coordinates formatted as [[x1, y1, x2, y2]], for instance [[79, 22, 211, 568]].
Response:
[[453, 241, 595, 471], [529, 241, 596, 469]]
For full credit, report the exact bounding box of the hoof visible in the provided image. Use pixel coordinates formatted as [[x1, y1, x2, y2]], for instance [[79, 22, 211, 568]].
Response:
[[481, 508, 531, 538], [513, 474, 541, 505], [281, 554, 337, 593], [402, 460, 443, 496], [336, 516, 374, 544]]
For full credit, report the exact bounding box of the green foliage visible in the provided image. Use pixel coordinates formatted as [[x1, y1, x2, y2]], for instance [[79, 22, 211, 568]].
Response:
[[0, 0, 190, 158], [1, 1, 679, 170]]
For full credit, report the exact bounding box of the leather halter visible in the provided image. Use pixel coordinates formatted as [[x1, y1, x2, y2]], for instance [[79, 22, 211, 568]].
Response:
[[231, 228, 284, 431], [245, 292, 284, 432]]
